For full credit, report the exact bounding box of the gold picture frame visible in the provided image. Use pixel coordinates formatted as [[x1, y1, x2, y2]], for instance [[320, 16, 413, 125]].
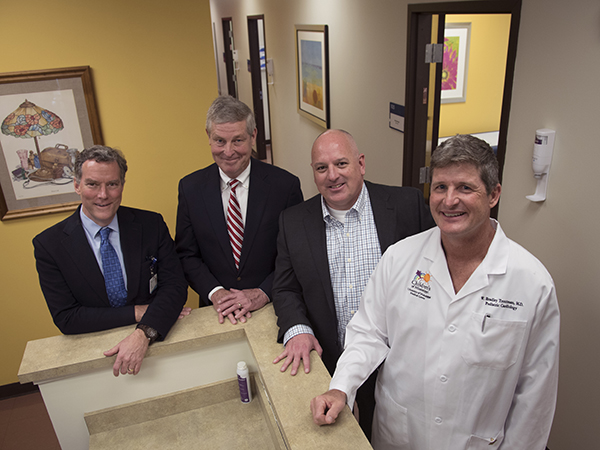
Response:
[[0, 66, 103, 220]]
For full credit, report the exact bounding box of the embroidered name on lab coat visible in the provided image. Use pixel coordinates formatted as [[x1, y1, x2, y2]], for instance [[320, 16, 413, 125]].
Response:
[[481, 295, 524, 311]]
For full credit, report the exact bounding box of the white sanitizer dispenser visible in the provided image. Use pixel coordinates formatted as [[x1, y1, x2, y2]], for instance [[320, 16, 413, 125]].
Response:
[[526, 129, 555, 202]]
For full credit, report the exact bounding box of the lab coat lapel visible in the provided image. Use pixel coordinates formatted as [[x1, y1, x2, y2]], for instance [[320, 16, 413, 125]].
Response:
[[427, 221, 509, 301], [424, 227, 457, 299], [61, 210, 110, 305], [118, 207, 142, 300], [459, 221, 509, 298]]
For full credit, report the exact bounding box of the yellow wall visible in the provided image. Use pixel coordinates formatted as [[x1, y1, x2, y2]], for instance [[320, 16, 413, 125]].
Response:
[[439, 14, 511, 137], [0, 0, 218, 385]]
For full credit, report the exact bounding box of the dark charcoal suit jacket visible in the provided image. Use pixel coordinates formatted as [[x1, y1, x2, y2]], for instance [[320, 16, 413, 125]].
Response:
[[272, 181, 435, 374], [33, 206, 188, 339], [175, 158, 303, 306]]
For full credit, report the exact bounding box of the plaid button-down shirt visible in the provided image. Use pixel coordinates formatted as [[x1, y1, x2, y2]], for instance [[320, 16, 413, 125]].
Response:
[[284, 183, 381, 348]]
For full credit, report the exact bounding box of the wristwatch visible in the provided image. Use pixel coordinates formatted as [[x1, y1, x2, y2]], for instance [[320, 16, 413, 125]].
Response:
[[136, 324, 159, 344]]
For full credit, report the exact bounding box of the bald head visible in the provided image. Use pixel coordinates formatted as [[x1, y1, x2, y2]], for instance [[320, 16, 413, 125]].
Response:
[[310, 129, 365, 210], [311, 129, 360, 161]]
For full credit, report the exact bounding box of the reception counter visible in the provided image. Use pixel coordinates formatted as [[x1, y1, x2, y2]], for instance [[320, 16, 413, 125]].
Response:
[[18, 304, 372, 450]]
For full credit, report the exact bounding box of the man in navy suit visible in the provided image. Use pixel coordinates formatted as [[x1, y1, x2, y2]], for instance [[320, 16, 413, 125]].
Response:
[[34, 146, 189, 377], [272, 129, 434, 438], [175, 96, 303, 324]]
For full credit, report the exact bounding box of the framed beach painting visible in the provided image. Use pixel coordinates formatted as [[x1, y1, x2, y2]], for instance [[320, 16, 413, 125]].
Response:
[[295, 24, 330, 128]]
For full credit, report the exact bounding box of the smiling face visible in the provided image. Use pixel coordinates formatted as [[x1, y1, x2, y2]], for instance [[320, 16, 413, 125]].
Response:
[[207, 120, 256, 179], [74, 160, 124, 227], [430, 163, 501, 243], [311, 130, 365, 211]]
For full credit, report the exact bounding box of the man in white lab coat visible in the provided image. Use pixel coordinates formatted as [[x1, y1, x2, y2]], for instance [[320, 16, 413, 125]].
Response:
[[311, 134, 560, 450]]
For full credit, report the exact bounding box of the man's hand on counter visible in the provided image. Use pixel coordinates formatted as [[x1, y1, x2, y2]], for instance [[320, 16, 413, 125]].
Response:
[[213, 288, 267, 324], [103, 329, 150, 376], [273, 333, 323, 376], [311, 389, 347, 426], [178, 306, 193, 319]]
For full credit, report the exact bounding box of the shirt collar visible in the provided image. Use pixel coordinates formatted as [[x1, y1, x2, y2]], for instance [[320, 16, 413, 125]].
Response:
[[80, 207, 120, 238], [321, 182, 367, 222], [219, 159, 251, 190], [425, 218, 507, 274]]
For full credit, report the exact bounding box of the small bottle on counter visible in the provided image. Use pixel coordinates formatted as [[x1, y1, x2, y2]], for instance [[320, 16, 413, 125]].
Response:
[[237, 361, 252, 403]]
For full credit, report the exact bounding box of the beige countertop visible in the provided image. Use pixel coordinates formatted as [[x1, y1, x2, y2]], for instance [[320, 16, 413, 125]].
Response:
[[84, 377, 283, 450], [19, 304, 372, 450]]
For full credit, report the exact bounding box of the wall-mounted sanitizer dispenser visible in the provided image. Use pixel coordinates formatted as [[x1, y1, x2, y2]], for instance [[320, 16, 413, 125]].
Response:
[[526, 129, 556, 202]]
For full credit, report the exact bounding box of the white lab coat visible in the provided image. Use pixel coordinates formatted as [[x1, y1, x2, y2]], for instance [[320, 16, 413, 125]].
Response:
[[330, 220, 559, 450]]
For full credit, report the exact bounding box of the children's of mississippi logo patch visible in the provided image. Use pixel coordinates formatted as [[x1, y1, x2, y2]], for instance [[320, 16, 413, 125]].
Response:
[[408, 270, 432, 300]]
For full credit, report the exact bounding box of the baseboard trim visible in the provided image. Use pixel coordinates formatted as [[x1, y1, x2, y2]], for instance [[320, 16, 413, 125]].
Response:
[[0, 382, 38, 400]]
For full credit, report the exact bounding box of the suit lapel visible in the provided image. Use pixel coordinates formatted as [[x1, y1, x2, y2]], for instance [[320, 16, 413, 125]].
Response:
[[303, 197, 337, 318], [203, 164, 237, 269], [118, 207, 142, 300], [239, 160, 269, 271], [61, 209, 110, 305], [367, 181, 397, 252]]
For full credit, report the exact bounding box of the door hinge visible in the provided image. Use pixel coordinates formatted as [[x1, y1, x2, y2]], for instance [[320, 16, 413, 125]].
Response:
[[419, 166, 431, 184], [425, 43, 443, 64]]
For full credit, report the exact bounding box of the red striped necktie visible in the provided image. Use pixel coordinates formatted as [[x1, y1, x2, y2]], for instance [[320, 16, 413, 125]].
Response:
[[227, 179, 244, 270]]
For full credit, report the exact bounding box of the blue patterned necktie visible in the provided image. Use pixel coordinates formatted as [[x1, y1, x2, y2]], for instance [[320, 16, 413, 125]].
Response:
[[99, 227, 128, 307]]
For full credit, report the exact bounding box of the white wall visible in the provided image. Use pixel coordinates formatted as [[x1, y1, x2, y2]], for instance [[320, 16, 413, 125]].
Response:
[[210, 0, 411, 199], [501, 0, 600, 448], [210, 0, 600, 447]]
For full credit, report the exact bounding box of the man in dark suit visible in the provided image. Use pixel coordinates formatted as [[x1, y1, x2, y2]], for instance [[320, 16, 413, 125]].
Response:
[[272, 129, 434, 438], [175, 96, 303, 324], [34, 146, 189, 377]]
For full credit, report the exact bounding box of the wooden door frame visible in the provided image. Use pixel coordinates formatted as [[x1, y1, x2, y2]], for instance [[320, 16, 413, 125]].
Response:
[[221, 18, 238, 99], [403, 0, 522, 190], [247, 15, 270, 160]]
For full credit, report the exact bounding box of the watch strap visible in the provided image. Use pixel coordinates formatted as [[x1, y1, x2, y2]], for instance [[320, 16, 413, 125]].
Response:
[[136, 323, 159, 344]]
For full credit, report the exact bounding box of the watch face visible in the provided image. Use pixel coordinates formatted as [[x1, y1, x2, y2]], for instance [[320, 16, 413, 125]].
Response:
[[146, 327, 158, 339], [138, 324, 158, 341]]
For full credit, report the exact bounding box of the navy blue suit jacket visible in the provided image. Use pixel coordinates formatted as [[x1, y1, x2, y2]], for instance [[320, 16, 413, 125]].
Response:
[[175, 158, 303, 306], [33, 206, 188, 339], [272, 181, 435, 374]]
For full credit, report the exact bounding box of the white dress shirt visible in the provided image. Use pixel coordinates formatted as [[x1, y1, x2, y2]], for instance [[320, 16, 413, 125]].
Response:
[[208, 161, 252, 301]]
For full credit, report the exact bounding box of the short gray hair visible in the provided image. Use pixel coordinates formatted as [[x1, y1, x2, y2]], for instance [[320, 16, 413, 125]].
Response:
[[206, 96, 255, 136], [431, 134, 499, 194], [74, 145, 128, 183]]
